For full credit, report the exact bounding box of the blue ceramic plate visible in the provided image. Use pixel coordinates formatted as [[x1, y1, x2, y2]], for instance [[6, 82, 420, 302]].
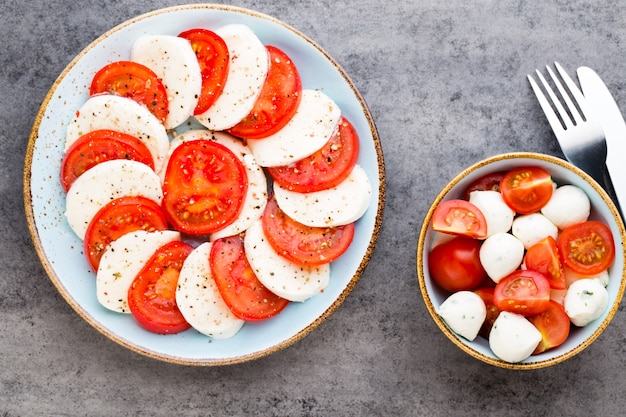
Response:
[[24, 4, 385, 365]]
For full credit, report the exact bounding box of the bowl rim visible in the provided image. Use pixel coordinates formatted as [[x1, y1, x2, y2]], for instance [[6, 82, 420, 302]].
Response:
[[416, 152, 626, 370]]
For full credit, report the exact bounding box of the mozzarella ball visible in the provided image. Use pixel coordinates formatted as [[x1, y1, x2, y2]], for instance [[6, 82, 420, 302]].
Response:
[[489, 311, 542, 363], [564, 279, 609, 327], [541, 185, 590, 229], [564, 267, 609, 288], [469, 190, 515, 236], [479, 232, 525, 283], [511, 213, 558, 249], [437, 291, 487, 341]]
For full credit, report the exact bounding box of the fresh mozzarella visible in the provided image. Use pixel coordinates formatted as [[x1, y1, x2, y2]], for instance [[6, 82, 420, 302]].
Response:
[[541, 185, 590, 229], [489, 311, 542, 363], [564, 279, 609, 327], [176, 242, 245, 339], [65, 159, 163, 240], [246, 89, 341, 167], [65, 94, 170, 174], [565, 267, 609, 288], [511, 213, 558, 249], [468, 190, 515, 236], [130, 35, 202, 130], [96, 230, 180, 313], [273, 164, 371, 227], [195, 24, 269, 131], [243, 219, 330, 302], [479, 232, 525, 283], [437, 291, 486, 341]]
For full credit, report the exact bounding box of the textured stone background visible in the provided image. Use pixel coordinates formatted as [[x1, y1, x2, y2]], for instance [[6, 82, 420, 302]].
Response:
[[3, 0, 626, 415]]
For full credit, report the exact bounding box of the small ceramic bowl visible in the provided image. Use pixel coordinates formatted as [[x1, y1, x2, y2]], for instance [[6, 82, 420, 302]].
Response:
[[416, 152, 626, 369]]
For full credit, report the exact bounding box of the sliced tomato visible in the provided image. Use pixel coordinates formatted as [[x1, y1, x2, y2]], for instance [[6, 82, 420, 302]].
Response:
[[178, 28, 229, 115], [162, 140, 248, 236], [462, 171, 505, 200], [500, 166, 553, 214], [84, 196, 169, 271], [528, 300, 571, 355], [60, 129, 154, 192], [227, 45, 302, 139], [261, 195, 354, 266], [428, 236, 487, 292], [474, 287, 500, 339], [90, 61, 169, 124], [128, 241, 193, 334], [493, 270, 551, 316], [431, 199, 487, 239], [524, 236, 566, 290], [557, 221, 615, 275], [210, 235, 290, 321], [266, 117, 359, 193]]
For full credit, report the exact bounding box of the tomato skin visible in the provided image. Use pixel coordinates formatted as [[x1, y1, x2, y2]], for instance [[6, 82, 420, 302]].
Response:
[[128, 241, 193, 334], [428, 237, 487, 292], [557, 221, 616, 276], [162, 140, 248, 236], [431, 199, 487, 239], [528, 300, 571, 355], [463, 171, 506, 200], [266, 116, 359, 193], [524, 236, 566, 290], [60, 129, 155, 192], [210, 235, 290, 321], [178, 28, 229, 115], [474, 287, 500, 339], [227, 45, 302, 139], [500, 166, 553, 214], [90, 61, 169, 124], [493, 270, 551, 316], [261, 195, 354, 266], [84, 196, 169, 271]]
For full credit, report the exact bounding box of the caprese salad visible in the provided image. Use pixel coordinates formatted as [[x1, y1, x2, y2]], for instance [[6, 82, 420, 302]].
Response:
[[428, 166, 616, 363], [60, 23, 372, 338]]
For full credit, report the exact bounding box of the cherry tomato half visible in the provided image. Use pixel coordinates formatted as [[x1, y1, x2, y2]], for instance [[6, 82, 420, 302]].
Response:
[[210, 235, 290, 321], [557, 220, 615, 276], [462, 171, 506, 200], [266, 116, 359, 193], [500, 166, 553, 214], [90, 61, 169, 124], [493, 270, 551, 316], [128, 241, 193, 334], [524, 236, 566, 290], [428, 237, 487, 292], [528, 300, 571, 355], [431, 199, 488, 239]]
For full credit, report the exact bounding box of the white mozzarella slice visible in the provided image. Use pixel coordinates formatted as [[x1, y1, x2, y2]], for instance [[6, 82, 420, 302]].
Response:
[[273, 164, 371, 227], [243, 219, 330, 302], [65, 159, 163, 240], [479, 232, 525, 283], [511, 213, 558, 249], [541, 185, 590, 229], [489, 311, 542, 363], [246, 89, 341, 167], [564, 279, 609, 327], [176, 242, 245, 339], [131, 35, 202, 130], [437, 291, 486, 341], [195, 24, 268, 131], [96, 230, 180, 313], [468, 190, 515, 236], [65, 95, 170, 174]]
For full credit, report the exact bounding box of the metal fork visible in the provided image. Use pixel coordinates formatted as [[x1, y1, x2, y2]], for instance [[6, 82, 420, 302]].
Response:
[[527, 62, 623, 217]]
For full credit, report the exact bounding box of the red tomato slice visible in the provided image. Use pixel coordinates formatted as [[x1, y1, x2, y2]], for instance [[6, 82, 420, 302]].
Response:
[[500, 166, 553, 214], [90, 61, 169, 124], [462, 171, 505, 200], [524, 236, 566, 290], [266, 116, 360, 193], [557, 221, 615, 276], [431, 199, 487, 239], [474, 287, 500, 339], [493, 270, 551, 316], [428, 237, 487, 292], [261, 195, 355, 266], [227, 45, 302, 139], [60, 129, 154, 192], [128, 241, 193, 334], [528, 300, 571, 355], [210, 235, 290, 321], [162, 140, 248, 236], [178, 28, 229, 115], [84, 196, 169, 271]]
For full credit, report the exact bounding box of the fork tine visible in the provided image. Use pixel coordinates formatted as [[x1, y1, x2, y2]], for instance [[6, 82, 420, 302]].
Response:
[[527, 72, 570, 132], [546, 65, 584, 126], [554, 61, 594, 122]]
